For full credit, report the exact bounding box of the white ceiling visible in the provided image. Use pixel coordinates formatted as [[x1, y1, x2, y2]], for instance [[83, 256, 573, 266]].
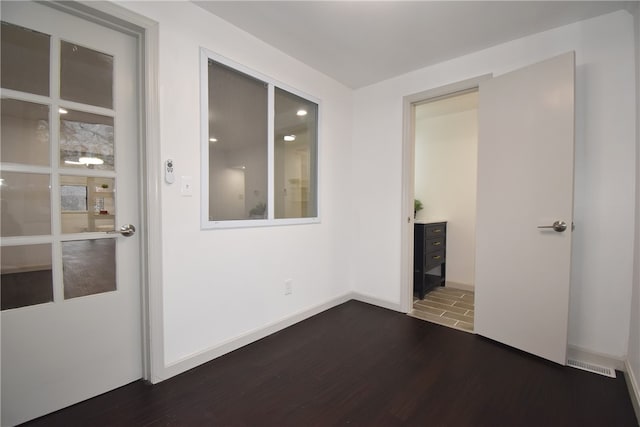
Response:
[[194, 1, 634, 89]]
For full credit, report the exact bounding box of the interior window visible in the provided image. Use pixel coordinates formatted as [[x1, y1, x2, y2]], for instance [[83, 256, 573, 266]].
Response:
[[202, 52, 320, 228], [274, 88, 318, 219]]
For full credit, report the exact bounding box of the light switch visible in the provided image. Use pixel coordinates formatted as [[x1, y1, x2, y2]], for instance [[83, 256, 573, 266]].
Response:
[[180, 176, 193, 196]]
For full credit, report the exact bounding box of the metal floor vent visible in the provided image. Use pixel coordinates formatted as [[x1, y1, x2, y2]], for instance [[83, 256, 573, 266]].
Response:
[[567, 359, 616, 378]]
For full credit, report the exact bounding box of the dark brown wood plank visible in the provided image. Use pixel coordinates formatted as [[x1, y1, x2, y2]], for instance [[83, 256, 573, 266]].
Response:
[[22, 300, 638, 426]]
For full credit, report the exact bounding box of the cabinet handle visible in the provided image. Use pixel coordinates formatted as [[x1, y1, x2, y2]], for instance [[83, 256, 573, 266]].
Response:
[[432, 255, 441, 260], [432, 229, 442, 233], [432, 241, 441, 246]]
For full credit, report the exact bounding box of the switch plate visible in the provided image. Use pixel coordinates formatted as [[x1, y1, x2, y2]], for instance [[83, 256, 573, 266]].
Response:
[[180, 176, 193, 196], [284, 279, 293, 295]]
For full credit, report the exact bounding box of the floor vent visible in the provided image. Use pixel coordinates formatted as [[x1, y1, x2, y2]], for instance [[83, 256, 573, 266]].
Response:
[[567, 359, 616, 378]]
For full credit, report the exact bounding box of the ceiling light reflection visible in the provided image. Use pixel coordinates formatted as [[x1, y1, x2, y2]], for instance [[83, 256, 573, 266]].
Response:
[[78, 157, 104, 165]]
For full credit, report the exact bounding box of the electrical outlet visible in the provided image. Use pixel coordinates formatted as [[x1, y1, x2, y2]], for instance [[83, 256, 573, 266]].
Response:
[[284, 279, 293, 295]]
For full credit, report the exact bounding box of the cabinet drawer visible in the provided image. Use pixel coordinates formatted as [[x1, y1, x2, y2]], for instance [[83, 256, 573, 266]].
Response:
[[424, 249, 445, 269], [425, 237, 445, 252], [425, 223, 446, 238]]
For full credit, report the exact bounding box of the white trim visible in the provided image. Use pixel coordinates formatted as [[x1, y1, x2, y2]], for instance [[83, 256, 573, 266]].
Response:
[[199, 48, 210, 229], [400, 74, 492, 314], [55, 0, 164, 384], [141, 18, 164, 383], [268, 83, 275, 220], [624, 359, 640, 424], [351, 292, 403, 312], [400, 98, 416, 314], [205, 217, 321, 229], [566, 345, 626, 371], [160, 293, 353, 381]]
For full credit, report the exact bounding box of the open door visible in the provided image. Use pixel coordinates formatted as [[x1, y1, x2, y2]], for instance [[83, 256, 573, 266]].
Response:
[[474, 52, 575, 365]]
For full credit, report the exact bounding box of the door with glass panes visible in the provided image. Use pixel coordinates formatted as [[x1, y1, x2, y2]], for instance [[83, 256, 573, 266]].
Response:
[[1, 2, 142, 425]]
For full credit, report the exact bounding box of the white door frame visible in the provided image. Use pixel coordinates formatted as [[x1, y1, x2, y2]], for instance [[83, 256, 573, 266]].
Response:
[[44, 1, 165, 383], [400, 74, 491, 314]]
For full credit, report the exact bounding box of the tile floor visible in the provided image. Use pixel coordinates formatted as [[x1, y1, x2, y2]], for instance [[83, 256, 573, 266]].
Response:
[[410, 286, 474, 333]]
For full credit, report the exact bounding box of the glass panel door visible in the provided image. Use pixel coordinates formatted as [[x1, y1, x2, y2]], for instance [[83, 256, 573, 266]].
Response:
[[1, 2, 142, 425]]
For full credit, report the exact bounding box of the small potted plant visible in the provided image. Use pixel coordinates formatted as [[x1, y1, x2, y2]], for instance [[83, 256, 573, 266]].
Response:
[[414, 199, 423, 218], [249, 202, 267, 219]]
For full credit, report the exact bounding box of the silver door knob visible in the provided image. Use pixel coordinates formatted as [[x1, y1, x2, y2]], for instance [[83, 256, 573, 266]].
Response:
[[537, 220, 567, 232], [108, 224, 136, 237]]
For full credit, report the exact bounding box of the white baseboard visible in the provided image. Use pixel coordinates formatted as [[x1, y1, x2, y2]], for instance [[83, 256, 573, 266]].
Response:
[[624, 359, 640, 425], [158, 292, 353, 381], [445, 281, 475, 292], [351, 292, 402, 312], [567, 345, 626, 371]]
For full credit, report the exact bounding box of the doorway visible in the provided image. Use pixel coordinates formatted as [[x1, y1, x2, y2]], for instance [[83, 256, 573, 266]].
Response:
[[409, 89, 478, 332], [0, 2, 152, 425], [401, 53, 575, 366]]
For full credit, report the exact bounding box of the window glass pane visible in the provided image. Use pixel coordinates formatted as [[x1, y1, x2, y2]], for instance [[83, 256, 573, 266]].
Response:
[[63, 239, 115, 299], [1, 98, 50, 166], [274, 88, 318, 218], [208, 60, 268, 221], [1, 22, 50, 96], [60, 176, 115, 233], [60, 41, 113, 109], [0, 172, 51, 237], [59, 109, 114, 171], [1, 244, 53, 310]]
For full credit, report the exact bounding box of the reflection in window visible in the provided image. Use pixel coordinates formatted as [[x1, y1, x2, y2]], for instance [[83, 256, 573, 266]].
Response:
[[60, 176, 115, 234], [203, 52, 320, 227], [1, 244, 53, 310], [1, 98, 50, 166], [60, 41, 113, 109], [208, 59, 268, 221], [0, 172, 51, 237], [274, 88, 318, 219], [62, 239, 115, 299], [1, 21, 50, 96], [59, 109, 114, 170], [61, 185, 87, 211]]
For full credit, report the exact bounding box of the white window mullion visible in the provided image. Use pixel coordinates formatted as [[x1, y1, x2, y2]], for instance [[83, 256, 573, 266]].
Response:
[[0, 88, 51, 106], [50, 34, 64, 303], [267, 83, 275, 220]]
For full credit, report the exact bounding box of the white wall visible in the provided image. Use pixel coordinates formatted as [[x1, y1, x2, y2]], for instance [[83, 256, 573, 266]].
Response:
[[118, 1, 353, 373], [352, 10, 637, 358], [626, 0, 640, 415], [415, 100, 478, 287]]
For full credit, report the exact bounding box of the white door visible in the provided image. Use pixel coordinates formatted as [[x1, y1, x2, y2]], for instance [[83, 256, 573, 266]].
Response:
[[1, 2, 142, 425], [474, 52, 575, 365]]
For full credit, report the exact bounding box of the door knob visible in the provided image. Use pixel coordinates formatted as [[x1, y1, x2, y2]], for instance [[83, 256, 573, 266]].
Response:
[[537, 220, 567, 232], [107, 224, 136, 237]]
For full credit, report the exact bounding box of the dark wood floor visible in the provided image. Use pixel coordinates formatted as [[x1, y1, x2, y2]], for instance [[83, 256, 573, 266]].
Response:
[[23, 300, 638, 427]]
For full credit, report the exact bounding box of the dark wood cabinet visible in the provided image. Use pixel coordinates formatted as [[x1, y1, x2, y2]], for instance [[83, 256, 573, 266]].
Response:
[[414, 221, 446, 299]]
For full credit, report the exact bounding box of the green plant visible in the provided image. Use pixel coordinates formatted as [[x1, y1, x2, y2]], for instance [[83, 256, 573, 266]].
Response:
[[414, 199, 424, 213]]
